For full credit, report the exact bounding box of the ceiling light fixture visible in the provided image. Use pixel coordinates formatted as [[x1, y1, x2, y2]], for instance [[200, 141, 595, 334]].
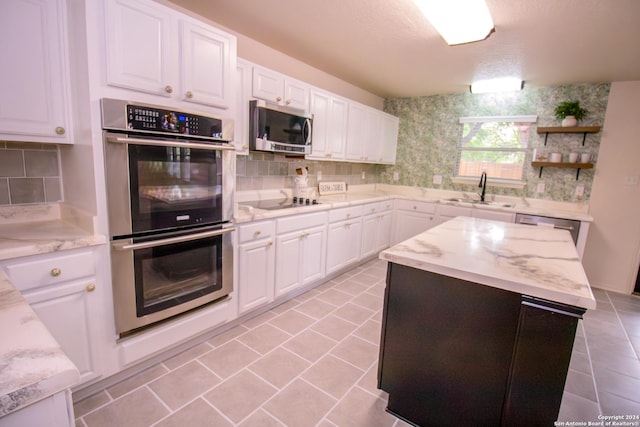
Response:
[[470, 78, 524, 94], [413, 0, 495, 45]]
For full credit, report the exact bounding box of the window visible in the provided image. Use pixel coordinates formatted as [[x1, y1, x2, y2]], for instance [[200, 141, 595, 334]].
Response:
[[456, 116, 537, 181]]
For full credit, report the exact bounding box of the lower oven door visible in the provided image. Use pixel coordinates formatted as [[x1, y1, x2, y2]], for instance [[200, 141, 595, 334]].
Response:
[[110, 224, 234, 336]]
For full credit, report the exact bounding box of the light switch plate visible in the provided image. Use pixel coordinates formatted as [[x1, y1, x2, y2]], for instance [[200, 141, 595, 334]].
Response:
[[433, 175, 443, 185], [536, 183, 545, 193], [575, 185, 584, 197], [393, 171, 399, 181], [625, 175, 639, 186]]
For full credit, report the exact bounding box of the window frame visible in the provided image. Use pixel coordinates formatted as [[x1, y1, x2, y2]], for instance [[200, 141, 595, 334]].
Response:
[[454, 115, 537, 185]]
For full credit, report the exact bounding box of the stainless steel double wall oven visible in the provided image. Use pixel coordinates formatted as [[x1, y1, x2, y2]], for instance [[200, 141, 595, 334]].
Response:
[[101, 99, 235, 337]]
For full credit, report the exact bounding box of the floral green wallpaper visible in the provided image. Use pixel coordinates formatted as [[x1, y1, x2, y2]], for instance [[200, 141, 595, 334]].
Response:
[[380, 83, 610, 201]]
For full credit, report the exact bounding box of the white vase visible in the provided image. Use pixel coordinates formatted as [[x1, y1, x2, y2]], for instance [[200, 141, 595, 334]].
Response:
[[561, 115, 578, 127]]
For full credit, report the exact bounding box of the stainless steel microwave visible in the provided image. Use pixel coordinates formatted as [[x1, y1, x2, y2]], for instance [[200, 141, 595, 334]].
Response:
[[249, 99, 313, 155]]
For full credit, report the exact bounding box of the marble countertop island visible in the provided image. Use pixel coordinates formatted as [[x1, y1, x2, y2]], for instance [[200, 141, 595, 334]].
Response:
[[0, 270, 80, 417], [379, 216, 596, 310]]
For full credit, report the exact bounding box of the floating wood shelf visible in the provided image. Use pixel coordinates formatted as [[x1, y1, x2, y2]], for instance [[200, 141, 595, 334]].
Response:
[[536, 126, 601, 146], [531, 161, 593, 180]]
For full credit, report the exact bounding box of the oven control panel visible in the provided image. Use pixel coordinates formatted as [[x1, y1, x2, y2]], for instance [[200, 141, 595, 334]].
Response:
[[127, 104, 223, 139]]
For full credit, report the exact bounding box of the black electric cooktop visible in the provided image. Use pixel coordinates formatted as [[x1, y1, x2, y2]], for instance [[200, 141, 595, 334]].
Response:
[[241, 197, 320, 210]]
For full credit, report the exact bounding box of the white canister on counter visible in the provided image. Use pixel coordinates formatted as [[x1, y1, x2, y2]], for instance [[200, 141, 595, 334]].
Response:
[[569, 152, 579, 163], [550, 152, 562, 163], [580, 153, 592, 163]]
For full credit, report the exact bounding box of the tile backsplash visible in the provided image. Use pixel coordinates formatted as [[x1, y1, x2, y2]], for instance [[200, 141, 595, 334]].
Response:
[[236, 151, 381, 194], [0, 142, 62, 205]]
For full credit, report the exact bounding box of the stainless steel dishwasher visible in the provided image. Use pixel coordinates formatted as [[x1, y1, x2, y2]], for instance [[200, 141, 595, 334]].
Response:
[[514, 214, 581, 245]]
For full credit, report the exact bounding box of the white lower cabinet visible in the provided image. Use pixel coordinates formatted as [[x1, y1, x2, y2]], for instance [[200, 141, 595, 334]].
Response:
[[326, 206, 363, 275], [436, 204, 472, 226], [361, 201, 393, 258], [392, 199, 438, 245], [237, 220, 275, 314], [472, 209, 515, 223], [0, 389, 74, 427], [1, 248, 102, 385], [275, 212, 327, 298]]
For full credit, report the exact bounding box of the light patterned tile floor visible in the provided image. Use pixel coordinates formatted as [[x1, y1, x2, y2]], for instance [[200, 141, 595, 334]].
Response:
[[74, 259, 640, 426]]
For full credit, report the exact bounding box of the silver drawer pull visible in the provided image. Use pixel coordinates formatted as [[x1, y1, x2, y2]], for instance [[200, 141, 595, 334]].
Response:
[[50, 267, 61, 277]]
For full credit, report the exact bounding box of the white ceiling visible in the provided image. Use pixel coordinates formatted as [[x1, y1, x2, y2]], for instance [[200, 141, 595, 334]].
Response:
[[170, 0, 640, 98]]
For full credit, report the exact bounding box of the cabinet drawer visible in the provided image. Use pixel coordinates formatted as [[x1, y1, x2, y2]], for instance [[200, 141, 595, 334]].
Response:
[[3, 250, 95, 292], [328, 206, 363, 223], [238, 220, 276, 243], [395, 199, 437, 214], [277, 211, 328, 234]]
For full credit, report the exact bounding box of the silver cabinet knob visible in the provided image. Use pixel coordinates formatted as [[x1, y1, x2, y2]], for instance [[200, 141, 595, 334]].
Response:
[[285, 99, 291, 105], [276, 96, 282, 102], [50, 268, 61, 277], [55, 127, 65, 135], [186, 91, 193, 98], [86, 283, 96, 292], [165, 85, 173, 94]]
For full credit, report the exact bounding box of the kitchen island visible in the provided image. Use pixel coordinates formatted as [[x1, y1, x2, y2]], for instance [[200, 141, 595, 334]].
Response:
[[377, 216, 596, 426]]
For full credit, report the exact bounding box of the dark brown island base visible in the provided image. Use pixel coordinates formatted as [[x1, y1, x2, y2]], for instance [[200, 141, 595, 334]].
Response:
[[376, 217, 596, 427]]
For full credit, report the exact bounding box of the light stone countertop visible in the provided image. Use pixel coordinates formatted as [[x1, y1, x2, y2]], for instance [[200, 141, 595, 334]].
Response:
[[0, 204, 106, 262], [234, 184, 593, 224], [379, 216, 596, 310], [0, 269, 80, 417]]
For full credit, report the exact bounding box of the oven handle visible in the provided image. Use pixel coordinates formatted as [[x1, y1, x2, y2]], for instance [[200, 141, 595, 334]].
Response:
[[107, 135, 237, 151], [112, 227, 236, 251]]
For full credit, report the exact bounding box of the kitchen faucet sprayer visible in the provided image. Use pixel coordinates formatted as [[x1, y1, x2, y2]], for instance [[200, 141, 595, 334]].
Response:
[[478, 171, 487, 202]]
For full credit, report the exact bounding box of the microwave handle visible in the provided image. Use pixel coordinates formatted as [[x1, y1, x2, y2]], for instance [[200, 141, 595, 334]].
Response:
[[112, 227, 236, 251], [107, 135, 236, 151], [303, 118, 312, 144]]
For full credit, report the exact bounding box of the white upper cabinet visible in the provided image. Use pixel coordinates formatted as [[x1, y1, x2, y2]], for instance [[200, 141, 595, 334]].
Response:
[[104, 0, 235, 110], [308, 89, 348, 160], [347, 103, 399, 164], [180, 19, 235, 109], [0, 0, 72, 143], [252, 65, 310, 110]]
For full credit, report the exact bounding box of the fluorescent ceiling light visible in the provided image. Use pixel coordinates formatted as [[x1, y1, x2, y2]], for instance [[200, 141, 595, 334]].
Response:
[[413, 0, 494, 45], [470, 78, 523, 94]]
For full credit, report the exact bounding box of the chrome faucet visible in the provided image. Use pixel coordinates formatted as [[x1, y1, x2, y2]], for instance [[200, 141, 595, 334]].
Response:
[[478, 171, 488, 202]]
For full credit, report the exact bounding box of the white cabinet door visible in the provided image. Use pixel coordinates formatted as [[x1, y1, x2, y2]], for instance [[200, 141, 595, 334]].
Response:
[[237, 237, 275, 314], [275, 231, 303, 298], [252, 65, 284, 104], [105, 0, 174, 96], [301, 225, 327, 286], [234, 59, 251, 155], [360, 214, 379, 259], [180, 19, 234, 109], [104, 0, 235, 109], [362, 108, 383, 162], [283, 78, 310, 110], [393, 210, 437, 245], [376, 211, 393, 251], [472, 209, 515, 223], [0, 0, 72, 143], [437, 205, 472, 225], [309, 89, 348, 160], [252, 65, 309, 110], [380, 113, 399, 164], [326, 220, 362, 275], [345, 102, 367, 161], [23, 279, 100, 384]]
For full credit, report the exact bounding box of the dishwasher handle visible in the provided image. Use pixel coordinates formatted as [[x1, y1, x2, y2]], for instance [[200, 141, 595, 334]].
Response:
[[517, 219, 574, 231]]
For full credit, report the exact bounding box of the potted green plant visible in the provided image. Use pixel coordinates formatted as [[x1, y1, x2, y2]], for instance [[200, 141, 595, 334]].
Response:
[[554, 100, 589, 127]]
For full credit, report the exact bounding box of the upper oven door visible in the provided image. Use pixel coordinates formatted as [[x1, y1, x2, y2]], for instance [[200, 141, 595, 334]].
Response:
[[104, 133, 235, 237]]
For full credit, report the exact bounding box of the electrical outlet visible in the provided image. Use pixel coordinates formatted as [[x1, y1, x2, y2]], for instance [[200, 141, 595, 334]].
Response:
[[361, 171, 366, 180], [317, 171, 322, 181], [575, 185, 584, 197], [393, 171, 399, 181], [625, 175, 639, 186], [536, 183, 545, 193], [433, 175, 443, 185]]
